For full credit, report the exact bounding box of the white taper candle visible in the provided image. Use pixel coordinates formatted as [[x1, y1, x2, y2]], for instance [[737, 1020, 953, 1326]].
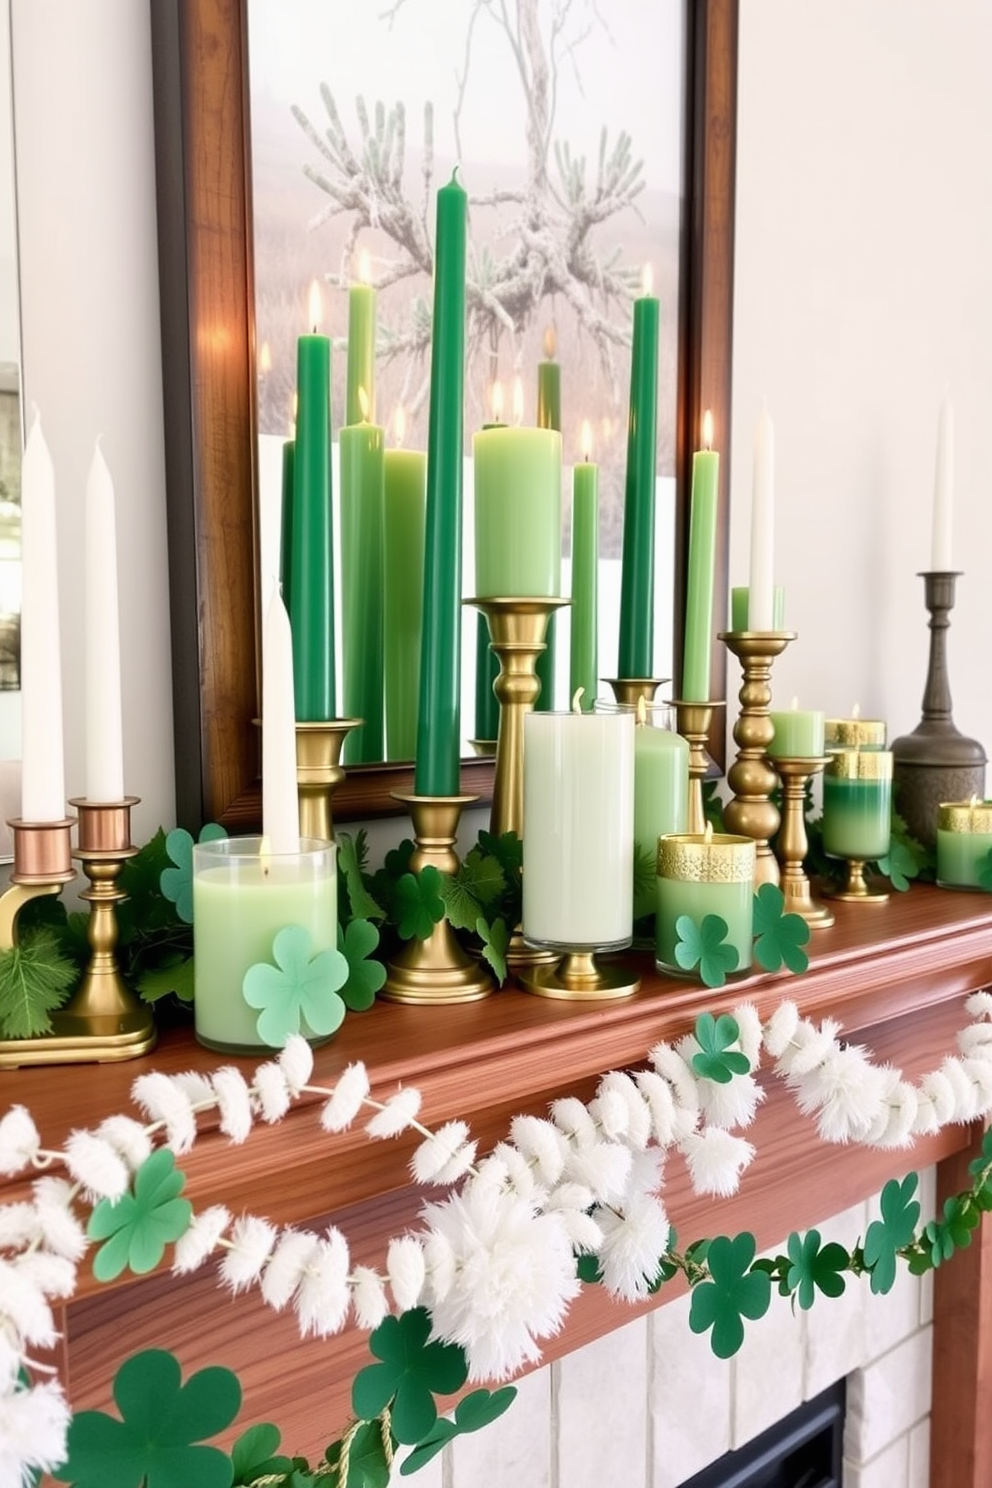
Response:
[[20, 410, 66, 822], [85, 439, 124, 801]]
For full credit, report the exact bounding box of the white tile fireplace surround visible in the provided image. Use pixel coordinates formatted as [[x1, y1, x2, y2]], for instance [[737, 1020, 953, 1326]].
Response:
[[413, 1170, 936, 1488]]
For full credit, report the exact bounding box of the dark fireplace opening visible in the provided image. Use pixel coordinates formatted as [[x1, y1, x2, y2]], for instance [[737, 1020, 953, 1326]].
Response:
[[677, 1379, 845, 1488]]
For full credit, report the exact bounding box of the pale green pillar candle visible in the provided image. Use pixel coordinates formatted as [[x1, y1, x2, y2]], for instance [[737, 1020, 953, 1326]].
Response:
[[193, 837, 337, 1054], [767, 702, 825, 758], [822, 750, 893, 860], [656, 832, 754, 974], [936, 801, 992, 888], [345, 253, 376, 427], [340, 419, 385, 762], [383, 445, 427, 761], [473, 426, 562, 596], [633, 705, 689, 918], [681, 417, 720, 701], [570, 445, 599, 711], [730, 585, 785, 632]]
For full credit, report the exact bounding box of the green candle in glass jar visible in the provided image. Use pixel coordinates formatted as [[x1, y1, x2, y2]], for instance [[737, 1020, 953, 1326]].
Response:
[[822, 749, 893, 861], [656, 831, 755, 975], [936, 800, 992, 889]]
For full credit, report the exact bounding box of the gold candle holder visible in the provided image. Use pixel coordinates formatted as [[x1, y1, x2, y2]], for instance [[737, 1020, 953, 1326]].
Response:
[[295, 719, 361, 843], [518, 948, 639, 1001], [606, 677, 669, 709], [380, 793, 495, 1005], [719, 630, 797, 886], [771, 757, 835, 928], [674, 699, 726, 835], [821, 748, 893, 904]]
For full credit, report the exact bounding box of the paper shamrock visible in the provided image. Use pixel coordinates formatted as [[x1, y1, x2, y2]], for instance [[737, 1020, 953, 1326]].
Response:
[[87, 1149, 192, 1282], [160, 823, 228, 924], [352, 1307, 468, 1445], [393, 866, 446, 942], [690, 1012, 750, 1085], [877, 840, 920, 892], [242, 925, 348, 1047], [922, 1195, 980, 1268], [751, 883, 810, 974], [338, 919, 387, 1011], [687, 1232, 771, 1358], [674, 914, 740, 988], [863, 1172, 920, 1294], [326, 1420, 392, 1488], [977, 848, 992, 892], [55, 1348, 241, 1488], [399, 1387, 518, 1475], [784, 1228, 848, 1308]]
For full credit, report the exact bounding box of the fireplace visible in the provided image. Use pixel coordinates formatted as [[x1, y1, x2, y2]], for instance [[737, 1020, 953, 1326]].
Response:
[[679, 1382, 844, 1488]]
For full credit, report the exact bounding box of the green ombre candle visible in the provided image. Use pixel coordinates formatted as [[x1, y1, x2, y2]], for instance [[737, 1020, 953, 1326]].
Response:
[[570, 427, 598, 711], [290, 281, 335, 720], [822, 750, 893, 860], [767, 701, 825, 758], [681, 412, 720, 701], [536, 327, 562, 712], [383, 436, 426, 760], [279, 437, 295, 615], [345, 250, 376, 427], [730, 585, 785, 632], [414, 171, 467, 798], [618, 273, 660, 678], [340, 414, 385, 762], [473, 425, 562, 596], [656, 832, 754, 975], [936, 800, 992, 889]]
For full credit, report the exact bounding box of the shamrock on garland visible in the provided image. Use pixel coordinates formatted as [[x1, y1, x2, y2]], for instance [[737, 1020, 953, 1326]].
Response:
[[229, 1423, 294, 1485], [338, 919, 387, 1011], [691, 1012, 750, 1084], [352, 1308, 468, 1445], [877, 840, 920, 893], [399, 1387, 518, 1476], [87, 1149, 192, 1282], [688, 1232, 771, 1358], [752, 883, 810, 974], [242, 925, 348, 1047], [863, 1172, 920, 1295], [922, 1194, 980, 1267], [968, 1125, 992, 1206], [674, 914, 739, 988], [785, 1228, 848, 1309], [977, 848, 992, 893], [55, 1348, 241, 1488], [160, 823, 228, 924], [393, 866, 446, 942]]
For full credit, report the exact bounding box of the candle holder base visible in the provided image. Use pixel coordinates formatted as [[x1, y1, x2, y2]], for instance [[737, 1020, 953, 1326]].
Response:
[[518, 948, 640, 1001], [674, 699, 727, 835], [719, 631, 797, 887], [822, 858, 889, 904], [295, 719, 363, 843], [771, 757, 835, 928], [506, 930, 559, 972], [380, 794, 495, 1005], [606, 678, 669, 709]]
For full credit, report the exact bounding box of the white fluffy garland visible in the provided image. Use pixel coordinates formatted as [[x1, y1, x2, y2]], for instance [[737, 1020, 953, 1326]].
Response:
[[2, 989, 992, 1486]]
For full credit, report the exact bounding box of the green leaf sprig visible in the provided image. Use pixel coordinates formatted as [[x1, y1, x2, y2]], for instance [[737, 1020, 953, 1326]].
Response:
[[0, 927, 77, 1038]]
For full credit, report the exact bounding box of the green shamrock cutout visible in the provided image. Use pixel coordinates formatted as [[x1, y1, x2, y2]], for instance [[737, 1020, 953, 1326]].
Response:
[[242, 925, 348, 1047], [977, 848, 992, 892], [785, 1228, 848, 1309], [863, 1172, 920, 1295], [230, 1423, 293, 1484], [326, 1421, 392, 1488], [691, 1012, 751, 1084], [922, 1195, 980, 1267], [55, 1348, 241, 1488], [394, 866, 446, 942], [968, 1125, 992, 1206], [160, 823, 228, 924], [674, 914, 740, 988], [877, 840, 919, 892], [752, 883, 810, 974], [688, 1232, 771, 1358], [476, 915, 510, 985], [87, 1149, 193, 1282], [399, 1387, 518, 1476], [338, 919, 386, 1011], [352, 1308, 469, 1445]]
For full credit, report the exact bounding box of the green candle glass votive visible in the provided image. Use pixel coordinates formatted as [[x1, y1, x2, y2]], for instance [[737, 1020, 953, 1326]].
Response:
[[824, 716, 887, 750], [656, 832, 755, 975], [193, 836, 337, 1055], [822, 749, 893, 861], [936, 800, 992, 889]]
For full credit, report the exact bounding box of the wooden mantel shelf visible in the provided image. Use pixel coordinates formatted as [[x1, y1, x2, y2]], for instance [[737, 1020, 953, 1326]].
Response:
[[6, 884, 992, 1484]]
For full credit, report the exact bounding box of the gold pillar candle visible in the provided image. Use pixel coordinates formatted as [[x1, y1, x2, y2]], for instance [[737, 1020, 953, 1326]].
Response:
[[656, 831, 755, 975], [936, 800, 992, 889], [824, 712, 886, 750]]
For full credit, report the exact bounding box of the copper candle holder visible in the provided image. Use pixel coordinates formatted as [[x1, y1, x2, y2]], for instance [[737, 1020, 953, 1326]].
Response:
[[674, 699, 727, 835], [771, 756, 835, 928], [380, 793, 495, 1005], [295, 719, 362, 843], [719, 630, 797, 887]]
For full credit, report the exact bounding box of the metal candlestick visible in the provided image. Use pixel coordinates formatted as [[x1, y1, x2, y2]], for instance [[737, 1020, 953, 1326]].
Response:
[[295, 719, 362, 843], [891, 572, 986, 851], [0, 817, 76, 950], [606, 678, 669, 709], [771, 757, 835, 928], [719, 630, 796, 887], [674, 700, 727, 835], [825, 858, 890, 904], [381, 794, 495, 1005], [518, 947, 640, 1001]]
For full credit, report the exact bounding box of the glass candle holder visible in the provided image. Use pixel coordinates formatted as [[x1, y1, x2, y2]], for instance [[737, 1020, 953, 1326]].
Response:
[[598, 700, 689, 917], [936, 800, 992, 889], [822, 749, 893, 860], [656, 832, 755, 975], [193, 835, 337, 1054], [824, 716, 887, 751]]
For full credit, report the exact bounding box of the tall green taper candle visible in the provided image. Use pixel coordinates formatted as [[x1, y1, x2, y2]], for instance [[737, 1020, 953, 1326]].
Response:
[[536, 326, 561, 711], [569, 425, 598, 710], [383, 438, 427, 760], [340, 414, 385, 761], [618, 276, 660, 678], [414, 171, 467, 797], [474, 614, 499, 740], [681, 411, 720, 701], [346, 250, 376, 427], [290, 280, 335, 720]]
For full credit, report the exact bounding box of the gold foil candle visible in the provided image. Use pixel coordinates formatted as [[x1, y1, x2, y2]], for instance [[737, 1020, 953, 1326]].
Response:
[[936, 799, 992, 889], [656, 830, 755, 975]]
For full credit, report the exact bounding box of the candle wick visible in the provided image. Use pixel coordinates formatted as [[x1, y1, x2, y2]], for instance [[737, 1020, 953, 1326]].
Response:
[[572, 686, 585, 715]]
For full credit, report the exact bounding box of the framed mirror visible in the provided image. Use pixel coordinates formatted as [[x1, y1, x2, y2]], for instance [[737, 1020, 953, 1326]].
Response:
[[150, 0, 737, 832]]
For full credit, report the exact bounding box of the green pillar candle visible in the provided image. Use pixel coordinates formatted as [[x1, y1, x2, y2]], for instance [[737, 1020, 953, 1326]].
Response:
[[633, 705, 689, 918], [414, 171, 467, 798], [767, 704, 825, 758], [822, 750, 893, 860], [345, 253, 376, 427], [473, 426, 562, 596], [681, 416, 720, 701], [536, 328, 562, 711], [279, 437, 294, 615], [936, 800, 992, 888], [383, 446, 427, 761], [474, 613, 499, 741], [570, 446, 598, 711], [618, 284, 660, 678], [730, 585, 785, 632], [290, 285, 335, 721], [340, 419, 385, 762], [655, 832, 754, 974]]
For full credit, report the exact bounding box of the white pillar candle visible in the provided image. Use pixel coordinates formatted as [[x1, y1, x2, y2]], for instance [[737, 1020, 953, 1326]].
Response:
[[262, 581, 301, 854], [20, 411, 66, 822], [522, 709, 634, 947], [930, 395, 953, 571], [84, 440, 124, 801], [747, 400, 775, 630]]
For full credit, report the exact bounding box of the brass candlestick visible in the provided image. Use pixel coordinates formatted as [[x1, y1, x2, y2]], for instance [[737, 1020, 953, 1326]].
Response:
[[826, 858, 890, 903], [295, 719, 362, 843], [381, 794, 495, 1005], [674, 700, 727, 835], [771, 757, 835, 928], [518, 948, 640, 1001], [606, 677, 669, 709], [0, 817, 76, 950], [719, 630, 796, 886]]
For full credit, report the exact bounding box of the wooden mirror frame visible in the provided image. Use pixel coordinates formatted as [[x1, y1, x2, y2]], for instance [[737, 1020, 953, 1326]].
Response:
[[149, 0, 737, 833]]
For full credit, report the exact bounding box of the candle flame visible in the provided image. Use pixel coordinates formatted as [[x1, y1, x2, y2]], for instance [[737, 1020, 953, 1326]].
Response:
[[512, 375, 524, 426], [543, 325, 557, 360], [641, 262, 654, 296], [491, 380, 505, 423], [791, 696, 799, 711], [307, 279, 323, 332], [702, 408, 714, 451], [636, 694, 647, 726], [572, 686, 585, 714], [704, 820, 713, 844], [394, 406, 407, 447], [852, 702, 861, 719], [971, 793, 979, 808], [358, 386, 370, 422], [358, 248, 372, 285], [581, 419, 593, 461], [289, 391, 297, 437], [259, 340, 272, 376]]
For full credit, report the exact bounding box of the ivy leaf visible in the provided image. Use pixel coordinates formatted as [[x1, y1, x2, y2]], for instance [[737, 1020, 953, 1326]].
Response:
[[459, 847, 506, 907], [88, 1149, 193, 1282], [977, 848, 992, 893], [399, 1388, 517, 1476], [877, 840, 919, 893], [337, 919, 386, 1011], [477, 830, 523, 877], [688, 1232, 771, 1358], [160, 824, 227, 925], [632, 840, 658, 921], [55, 1348, 240, 1488], [691, 1012, 750, 1084], [137, 955, 195, 1005], [863, 1173, 920, 1295], [0, 928, 77, 1038], [352, 1308, 468, 1446], [230, 1422, 294, 1484], [923, 1195, 980, 1266], [674, 914, 739, 989], [437, 872, 484, 934], [393, 867, 446, 942], [337, 832, 385, 923], [751, 883, 810, 974], [785, 1228, 849, 1309], [242, 925, 348, 1047], [476, 916, 510, 985]]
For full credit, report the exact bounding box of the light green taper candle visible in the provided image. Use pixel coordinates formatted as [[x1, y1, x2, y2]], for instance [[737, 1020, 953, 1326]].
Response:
[[383, 440, 427, 760], [340, 416, 385, 761], [345, 250, 376, 427], [569, 427, 598, 711], [536, 327, 562, 709]]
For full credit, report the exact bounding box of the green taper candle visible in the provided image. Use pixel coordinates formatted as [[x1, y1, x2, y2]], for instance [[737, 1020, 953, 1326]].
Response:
[[279, 437, 294, 616], [569, 431, 598, 711], [414, 171, 467, 798], [345, 251, 376, 427], [290, 281, 335, 720], [474, 614, 499, 741], [681, 413, 720, 701], [535, 327, 562, 711], [618, 279, 660, 678], [340, 417, 385, 761], [383, 441, 427, 761], [473, 425, 562, 596]]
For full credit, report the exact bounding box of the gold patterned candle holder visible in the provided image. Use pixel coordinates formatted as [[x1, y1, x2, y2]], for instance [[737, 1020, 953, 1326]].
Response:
[[771, 757, 835, 927], [518, 947, 640, 1001], [719, 630, 797, 887], [380, 793, 495, 1004], [674, 699, 727, 835], [295, 719, 362, 843]]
